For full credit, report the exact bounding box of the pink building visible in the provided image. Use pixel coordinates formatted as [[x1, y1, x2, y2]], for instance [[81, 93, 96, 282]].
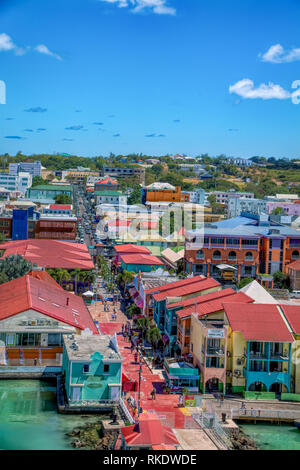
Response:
[[267, 202, 300, 216]]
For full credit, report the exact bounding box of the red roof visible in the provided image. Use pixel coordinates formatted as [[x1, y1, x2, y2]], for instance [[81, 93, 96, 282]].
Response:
[[145, 275, 206, 295], [168, 287, 236, 310], [114, 244, 151, 254], [287, 260, 300, 271], [153, 277, 220, 302], [96, 177, 119, 186], [223, 303, 294, 342], [0, 275, 98, 334], [28, 270, 62, 289], [121, 413, 179, 447], [0, 240, 94, 270], [177, 292, 253, 319], [280, 305, 300, 335], [120, 254, 164, 266], [49, 204, 72, 210]]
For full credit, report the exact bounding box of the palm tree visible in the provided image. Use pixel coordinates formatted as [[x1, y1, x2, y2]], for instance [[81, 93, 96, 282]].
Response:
[[56, 269, 71, 288], [146, 327, 162, 354]]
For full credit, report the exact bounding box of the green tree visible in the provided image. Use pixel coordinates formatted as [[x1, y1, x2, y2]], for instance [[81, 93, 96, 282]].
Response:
[[54, 194, 73, 204], [146, 327, 162, 353], [272, 207, 286, 216], [273, 271, 290, 289], [128, 185, 141, 205], [0, 255, 37, 283], [32, 176, 46, 187], [238, 277, 254, 289]]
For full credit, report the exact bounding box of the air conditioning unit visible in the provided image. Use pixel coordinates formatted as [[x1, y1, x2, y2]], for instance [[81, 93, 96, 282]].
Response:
[[237, 358, 243, 365], [227, 351, 231, 357], [234, 369, 241, 376]]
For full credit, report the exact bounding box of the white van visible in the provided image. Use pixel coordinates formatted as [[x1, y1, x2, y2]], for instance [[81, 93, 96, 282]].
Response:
[[291, 290, 300, 298]]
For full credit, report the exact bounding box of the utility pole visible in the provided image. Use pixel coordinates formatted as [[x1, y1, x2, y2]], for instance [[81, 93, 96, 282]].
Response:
[[137, 355, 143, 419]]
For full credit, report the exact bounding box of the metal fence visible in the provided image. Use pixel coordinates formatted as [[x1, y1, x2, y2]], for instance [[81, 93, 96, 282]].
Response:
[[231, 408, 300, 420], [119, 398, 135, 424]]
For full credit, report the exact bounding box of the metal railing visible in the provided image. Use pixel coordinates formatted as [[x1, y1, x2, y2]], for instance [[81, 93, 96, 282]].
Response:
[[231, 408, 300, 420], [193, 411, 231, 450], [68, 399, 117, 408], [119, 398, 135, 424]]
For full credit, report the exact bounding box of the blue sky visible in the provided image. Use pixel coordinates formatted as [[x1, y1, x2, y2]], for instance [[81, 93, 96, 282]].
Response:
[[0, 0, 300, 158]]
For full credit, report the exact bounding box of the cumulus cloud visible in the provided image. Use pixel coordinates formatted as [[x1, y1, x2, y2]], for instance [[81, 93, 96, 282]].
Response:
[[113, 133, 120, 137], [93, 122, 104, 125], [261, 44, 300, 63], [37, 128, 47, 132], [24, 107, 47, 113], [229, 79, 291, 100], [35, 44, 62, 61], [99, 0, 176, 15]]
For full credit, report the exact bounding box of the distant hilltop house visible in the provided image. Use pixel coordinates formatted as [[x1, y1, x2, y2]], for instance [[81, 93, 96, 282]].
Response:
[[142, 183, 190, 204], [101, 166, 145, 184], [226, 157, 253, 167]]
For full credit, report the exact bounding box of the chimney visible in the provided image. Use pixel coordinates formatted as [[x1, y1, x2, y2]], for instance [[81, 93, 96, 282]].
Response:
[[66, 297, 69, 306]]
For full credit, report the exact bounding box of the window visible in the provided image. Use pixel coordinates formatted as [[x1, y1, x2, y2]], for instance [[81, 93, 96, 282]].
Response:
[[241, 239, 258, 246], [196, 249, 204, 260], [226, 238, 240, 246], [104, 364, 110, 373], [83, 364, 90, 373], [228, 251, 237, 260], [245, 251, 253, 260], [292, 250, 300, 260], [212, 250, 221, 259]]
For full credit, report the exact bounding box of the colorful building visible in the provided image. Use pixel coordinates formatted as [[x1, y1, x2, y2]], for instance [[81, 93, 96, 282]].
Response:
[[26, 184, 72, 203], [151, 275, 221, 355], [185, 215, 300, 280], [120, 412, 179, 450], [0, 239, 94, 270], [143, 183, 190, 203], [62, 333, 122, 404], [224, 303, 294, 394], [0, 272, 98, 367], [120, 253, 164, 273]]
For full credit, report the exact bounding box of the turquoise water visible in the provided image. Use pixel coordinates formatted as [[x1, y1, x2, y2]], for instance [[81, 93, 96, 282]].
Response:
[[240, 422, 300, 450], [0, 380, 102, 450]]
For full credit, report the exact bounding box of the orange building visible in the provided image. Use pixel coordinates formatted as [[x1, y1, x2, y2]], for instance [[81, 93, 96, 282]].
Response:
[[145, 183, 190, 203]]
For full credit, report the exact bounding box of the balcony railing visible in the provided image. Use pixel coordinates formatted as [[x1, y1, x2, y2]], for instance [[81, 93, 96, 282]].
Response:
[[206, 347, 225, 356]]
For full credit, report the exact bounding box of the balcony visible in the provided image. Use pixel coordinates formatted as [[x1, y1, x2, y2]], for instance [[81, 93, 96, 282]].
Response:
[[249, 352, 268, 360], [206, 347, 225, 356]]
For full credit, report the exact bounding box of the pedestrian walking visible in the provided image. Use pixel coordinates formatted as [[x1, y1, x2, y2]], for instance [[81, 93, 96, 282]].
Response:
[[150, 387, 156, 401], [134, 352, 138, 363]]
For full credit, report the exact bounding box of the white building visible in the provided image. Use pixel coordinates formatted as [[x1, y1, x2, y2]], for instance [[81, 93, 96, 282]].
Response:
[[228, 196, 267, 218], [0, 172, 32, 195], [211, 190, 254, 205]]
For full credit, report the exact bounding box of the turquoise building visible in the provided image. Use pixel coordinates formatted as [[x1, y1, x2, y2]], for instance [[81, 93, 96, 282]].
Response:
[[62, 334, 122, 404], [120, 254, 164, 273], [164, 358, 200, 393], [26, 184, 72, 203]]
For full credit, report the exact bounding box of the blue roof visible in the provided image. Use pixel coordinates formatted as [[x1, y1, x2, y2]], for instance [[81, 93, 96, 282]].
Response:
[[215, 216, 256, 229]]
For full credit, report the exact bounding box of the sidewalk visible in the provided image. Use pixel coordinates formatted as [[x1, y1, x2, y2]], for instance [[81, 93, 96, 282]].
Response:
[[99, 322, 188, 428]]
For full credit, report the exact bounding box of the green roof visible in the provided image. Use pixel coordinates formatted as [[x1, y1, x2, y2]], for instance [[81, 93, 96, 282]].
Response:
[[30, 184, 72, 191], [171, 246, 184, 253], [95, 190, 123, 196]]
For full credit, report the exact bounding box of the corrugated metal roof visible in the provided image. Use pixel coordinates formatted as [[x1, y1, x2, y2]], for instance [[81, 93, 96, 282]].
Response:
[[224, 303, 294, 342]]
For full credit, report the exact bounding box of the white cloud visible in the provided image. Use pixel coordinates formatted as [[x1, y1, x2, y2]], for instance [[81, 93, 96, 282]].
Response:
[[35, 44, 62, 61], [261, 44, 300, 63], [0, 33, 26, 55], [99, 0, 176, 15], [0, 33, 15, 51], [0, 33, 62, 60], [229, 79, 291, 100]]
